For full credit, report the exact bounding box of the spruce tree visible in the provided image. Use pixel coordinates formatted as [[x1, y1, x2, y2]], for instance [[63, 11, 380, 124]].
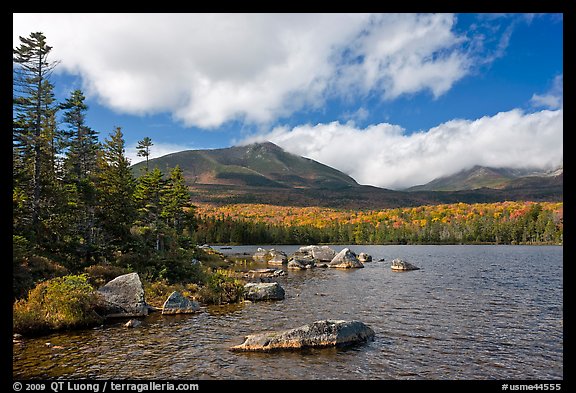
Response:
[[13, 32, 61, 246], [136, 137, 153, 172], [97, 127, 137, 258], [60, 89, 100, 263]]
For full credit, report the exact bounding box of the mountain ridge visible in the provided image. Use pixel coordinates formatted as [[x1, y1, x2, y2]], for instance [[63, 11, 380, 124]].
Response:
[[131, 143, 562, 209], [406, 165, 563, 192]]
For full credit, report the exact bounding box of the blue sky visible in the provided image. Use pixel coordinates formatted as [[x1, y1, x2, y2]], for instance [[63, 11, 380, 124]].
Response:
[[13, 13, 563, 189]]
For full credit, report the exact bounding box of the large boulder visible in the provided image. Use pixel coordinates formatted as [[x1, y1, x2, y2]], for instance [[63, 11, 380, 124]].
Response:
[[390, 259, 420, 271], [230, 320, 375, 351], [162, 291, 200, 315], [297, 245, 336, 262], [328, 248, 364, 269], [244, 282, 285, 301], [97, 273, 148, 317]]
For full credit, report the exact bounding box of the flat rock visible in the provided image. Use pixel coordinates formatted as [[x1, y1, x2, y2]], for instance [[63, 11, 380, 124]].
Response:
[[230, 320, 375, 351], [267, 250, 288, 265], [162, 291, 200, 315], [244, 282, 285, 301], [298, 245, 337, 262], [391, 258, 420, 271]]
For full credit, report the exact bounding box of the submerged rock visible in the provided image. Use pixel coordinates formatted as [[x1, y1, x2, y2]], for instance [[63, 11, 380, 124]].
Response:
[[390, 258, 420, 271], [97, 273, 148, 317], [162, 291, 200, 315], [230, 320, 375, 351], [328, 248, 364, 269], [243, 282, 285, 301]]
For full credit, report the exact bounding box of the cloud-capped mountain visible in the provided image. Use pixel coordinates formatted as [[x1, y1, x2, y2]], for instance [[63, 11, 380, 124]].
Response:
[[131, 143, 562, 209]]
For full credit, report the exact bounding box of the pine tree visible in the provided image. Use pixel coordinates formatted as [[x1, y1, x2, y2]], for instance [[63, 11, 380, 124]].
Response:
[[96, 127, 137, 258], [60, 89, 100, 263], [161, 165, 193, 235], [13, 32, 61, 246], [134, 167, 166, 250], [136, 137, 153, 172]]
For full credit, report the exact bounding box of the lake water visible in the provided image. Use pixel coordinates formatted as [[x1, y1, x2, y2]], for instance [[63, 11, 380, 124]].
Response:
[[12, 245, 563, 380]]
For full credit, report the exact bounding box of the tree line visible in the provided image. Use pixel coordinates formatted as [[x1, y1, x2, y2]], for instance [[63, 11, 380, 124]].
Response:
[[13, 32, 196, 287], [191, 201, 563, 245]]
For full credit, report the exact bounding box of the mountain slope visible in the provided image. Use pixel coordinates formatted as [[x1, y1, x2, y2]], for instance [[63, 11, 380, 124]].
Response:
[[406, 165, 563, 192], [131, 144, 562, 209], [132, 142, 359, 190]]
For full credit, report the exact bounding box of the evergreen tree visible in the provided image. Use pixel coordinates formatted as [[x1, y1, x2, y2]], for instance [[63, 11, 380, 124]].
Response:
[[13, 32, 61, 246], [161, 165, 193, 235], [136, 137, 153, 172], [60, 89, 100, 263], [134, 167, 166, 251], [96, 127, 137, 258]]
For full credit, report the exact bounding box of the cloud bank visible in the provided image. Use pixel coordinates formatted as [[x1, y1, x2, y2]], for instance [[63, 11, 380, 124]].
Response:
[[241, 108, 563, 189], [13, 13, 472, 128]]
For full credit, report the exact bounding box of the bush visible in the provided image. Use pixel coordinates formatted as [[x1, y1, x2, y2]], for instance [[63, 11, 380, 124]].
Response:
[[84, 263, 132, 289], [198, 270, 245, 305], [143, 279, 201, 308], [13, 274, 103, 335], [13, 254, 69, 300]]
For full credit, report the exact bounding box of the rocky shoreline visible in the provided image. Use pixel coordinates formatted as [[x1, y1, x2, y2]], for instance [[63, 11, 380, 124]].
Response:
[[18, 245, 422, 350]]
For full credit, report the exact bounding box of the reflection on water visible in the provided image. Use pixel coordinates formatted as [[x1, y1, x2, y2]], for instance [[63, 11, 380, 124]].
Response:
[[13, 245, 563, 380]]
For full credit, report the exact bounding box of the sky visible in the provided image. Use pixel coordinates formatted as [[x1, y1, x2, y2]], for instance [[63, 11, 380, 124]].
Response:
[[13, 13, 563, 190]]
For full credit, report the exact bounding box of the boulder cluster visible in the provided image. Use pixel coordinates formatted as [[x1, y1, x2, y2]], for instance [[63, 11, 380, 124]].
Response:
[[253, 245, 370, 270]]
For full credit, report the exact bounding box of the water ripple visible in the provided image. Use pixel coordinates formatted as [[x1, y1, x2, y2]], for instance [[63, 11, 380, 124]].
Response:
[[13, 245, 562, 380]]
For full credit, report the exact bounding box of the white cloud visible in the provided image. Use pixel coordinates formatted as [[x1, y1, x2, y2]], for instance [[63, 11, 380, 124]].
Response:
[[13, 13, 472, 128], [126, 141, 196, 166], [241, 109, 563, 189], [531, 74, 563, 109]]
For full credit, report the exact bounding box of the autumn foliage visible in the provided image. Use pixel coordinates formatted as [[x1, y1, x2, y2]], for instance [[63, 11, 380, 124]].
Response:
[[192, 201, 563, 245]]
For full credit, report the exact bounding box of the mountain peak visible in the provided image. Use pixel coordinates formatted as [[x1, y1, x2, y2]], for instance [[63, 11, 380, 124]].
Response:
[[132, 142, 358, 190]]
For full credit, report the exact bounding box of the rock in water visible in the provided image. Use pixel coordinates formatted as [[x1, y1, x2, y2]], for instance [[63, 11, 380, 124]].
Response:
[[390, 258, 420, 271], [97, 273, 148, 317], [298, 245, 337, 262], [162, 291, 200, 315], [287, 254, 315, 269], [252, 247, 269, 262], [267, 250, 288, 265], [358, 252, 372, 263], [244, 282, 285, 301], [230, 320, 375, 351], [328, 248, 364, 269]]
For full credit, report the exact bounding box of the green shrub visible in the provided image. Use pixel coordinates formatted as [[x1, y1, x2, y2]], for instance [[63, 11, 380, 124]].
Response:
[[198, 270, 245, 305], [143, 279, 201, 308], [83, 263, 132, 288], [13, 274, 103, 335], [13, 253, 69, 300]]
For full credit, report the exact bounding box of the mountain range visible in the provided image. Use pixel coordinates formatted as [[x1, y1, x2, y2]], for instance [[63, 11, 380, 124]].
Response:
[[131, 142, 563, 209]]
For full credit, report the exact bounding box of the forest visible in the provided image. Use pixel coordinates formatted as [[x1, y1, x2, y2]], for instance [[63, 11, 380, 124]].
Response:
[[192, 201, 563, 246]]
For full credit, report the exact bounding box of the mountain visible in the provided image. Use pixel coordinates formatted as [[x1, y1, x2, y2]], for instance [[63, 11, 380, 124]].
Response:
[[406, 165, 563, 192], [132, 143, 562, 209], [132, 142, 358, 190]]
